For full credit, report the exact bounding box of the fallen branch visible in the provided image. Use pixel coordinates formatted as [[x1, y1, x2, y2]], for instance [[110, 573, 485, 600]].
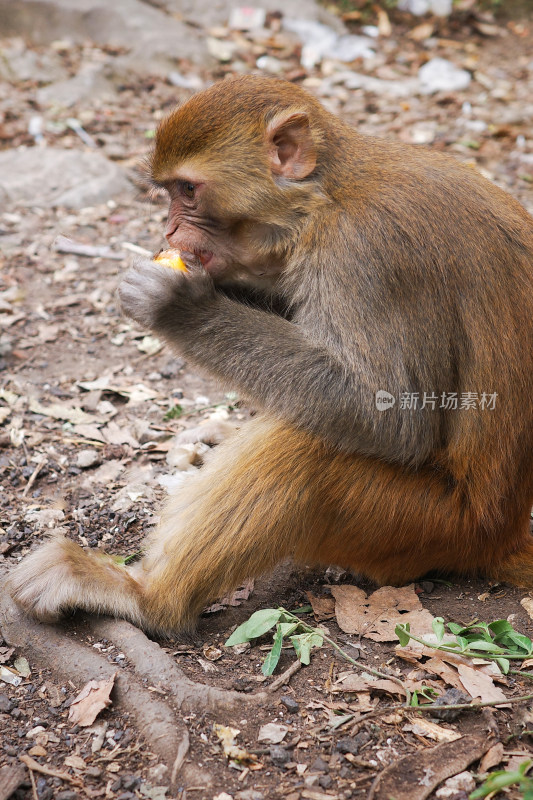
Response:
[[19, 755, 83, 788], [267, 658, 302, 692]]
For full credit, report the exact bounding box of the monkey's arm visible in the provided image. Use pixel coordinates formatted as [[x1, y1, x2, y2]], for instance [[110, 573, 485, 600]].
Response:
[[119, 260, 431, 463]]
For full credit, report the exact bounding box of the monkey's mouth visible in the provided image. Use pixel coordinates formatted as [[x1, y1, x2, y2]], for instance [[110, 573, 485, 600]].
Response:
[[181, 250, 214, 269], [197, 250, 214, 268]]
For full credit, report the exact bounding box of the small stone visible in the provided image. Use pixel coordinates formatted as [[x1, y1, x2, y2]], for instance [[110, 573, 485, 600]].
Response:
[[436, 771, 476, 798], [4, 745, 18, 756], [336, 737, 360, 755], [0, 694, 13, 713], [310, 756, 328, 772], [421, 581, 434, 593], [280, 695, 299, 714], [235, 790, 264, 800], [56, 792, 80, 800], [76, 449, 100, 469], [270, 745, 291, 767], [319, 775, 334, 790], [121, 775, 140, 791], [160, 359, 184, 379], [85, 767, 102, 778], [431, 688, 471, 721]]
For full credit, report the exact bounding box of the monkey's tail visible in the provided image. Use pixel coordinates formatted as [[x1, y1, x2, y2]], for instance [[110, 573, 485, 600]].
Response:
[[8, 535, 145, 627]]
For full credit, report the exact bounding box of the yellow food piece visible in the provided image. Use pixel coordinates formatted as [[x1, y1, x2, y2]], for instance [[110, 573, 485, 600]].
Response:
[[153, 249, 188, 272]]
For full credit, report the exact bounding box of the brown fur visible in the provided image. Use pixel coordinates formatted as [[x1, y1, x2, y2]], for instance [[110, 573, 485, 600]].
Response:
[[9, 75, 533, 633]]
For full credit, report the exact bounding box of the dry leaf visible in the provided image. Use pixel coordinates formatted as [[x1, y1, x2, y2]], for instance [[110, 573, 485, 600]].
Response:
[[257, 722, 288, 743], [331, 584, 434, 641], [456, 664, 507, 705], [409, 22, 435, 41], [376, 7, 392, 37], [64, 755, 86, 771], [332, 670, 406, 697], [306, 592, 336, 621], [88, 459, 125, 485], [479, 742, 504, 773], [403, 718, 461, 742], [520, 597, 533, 620], [214, 724, 262, 769], [29, 398, 98, 425], [102, 421, 139, 448], [68, 674, 116, 727]]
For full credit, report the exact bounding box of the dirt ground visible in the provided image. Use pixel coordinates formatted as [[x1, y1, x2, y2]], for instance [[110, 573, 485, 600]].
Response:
[[1, 5, 533, 800]]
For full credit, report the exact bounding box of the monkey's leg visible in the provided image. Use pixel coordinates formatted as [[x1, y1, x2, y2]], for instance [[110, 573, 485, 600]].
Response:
[[8, 417, 328, 632]]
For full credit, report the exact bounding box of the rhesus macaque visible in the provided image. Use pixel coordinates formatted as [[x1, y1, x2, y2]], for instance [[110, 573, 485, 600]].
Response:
[[9, 76, 533, 633]]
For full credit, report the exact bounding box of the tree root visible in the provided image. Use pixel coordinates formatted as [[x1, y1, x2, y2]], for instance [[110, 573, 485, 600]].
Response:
[[0, 581, 301, 789]]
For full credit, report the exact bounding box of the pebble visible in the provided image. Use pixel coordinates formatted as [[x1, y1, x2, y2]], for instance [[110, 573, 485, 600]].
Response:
[[431, 688, 471, 721], [121, 775, 140, 791], [270, 745, 291, 767], [76, 449, 101, 469], [0, 694, 13, 713], [235, 790, 264, 800], [280, 695, 299, 714], [336, 737, 360, 755], [310, 756, 328, 772]]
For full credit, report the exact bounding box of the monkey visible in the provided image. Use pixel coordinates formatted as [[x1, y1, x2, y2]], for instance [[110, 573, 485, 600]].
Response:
[[8, 75, 533, 634]]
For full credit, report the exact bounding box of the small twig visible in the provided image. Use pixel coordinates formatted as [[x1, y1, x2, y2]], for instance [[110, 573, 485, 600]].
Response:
[[171, 730, 190, 784], [351, 691, 533, 729], [267, 659, 302, 692], [21, 455, 46, 497], [510, 669, 533, 680], [28, 767, 38, 800], [19, 755, 83, 788], [279, 609, 411, 704]]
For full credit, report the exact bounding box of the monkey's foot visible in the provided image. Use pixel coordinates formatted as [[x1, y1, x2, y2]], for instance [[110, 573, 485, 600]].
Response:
[[8, 535, 144, 625]]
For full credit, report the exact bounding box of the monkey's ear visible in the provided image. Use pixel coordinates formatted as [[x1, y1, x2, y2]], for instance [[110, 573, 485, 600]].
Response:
[[267, 112, 316, 180]]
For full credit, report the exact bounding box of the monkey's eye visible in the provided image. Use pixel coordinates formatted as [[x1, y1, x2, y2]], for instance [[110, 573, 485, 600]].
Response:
[[181, 181, 196, 199]]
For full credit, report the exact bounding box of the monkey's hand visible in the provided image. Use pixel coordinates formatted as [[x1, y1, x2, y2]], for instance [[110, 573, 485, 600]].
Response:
[[118, 257, 217, 333]]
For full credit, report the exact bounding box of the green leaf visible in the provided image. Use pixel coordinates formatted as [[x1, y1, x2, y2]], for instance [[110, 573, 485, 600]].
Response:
[[432, 617, 445, 643], [290, 632, 323, 665], [495, 657, 510, 674], [164, 404, 183, 420], [262, 624, 284, 676], [395, 623, 411, 646], [291, 605, 313, 614], [447, 622, 465, 635], [469, 764, 532, 800], [465, 640, 505, 654], [488, 619, 514, 637], [225, 608, 283, 646], [503, 631, 532, 654], [279, 622, 300, 638]]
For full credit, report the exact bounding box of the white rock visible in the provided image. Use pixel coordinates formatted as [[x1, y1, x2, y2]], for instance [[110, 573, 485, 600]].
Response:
[[76, 449, 100, 469], [436, 771, 476, 798], [419, 58, 471, 94]]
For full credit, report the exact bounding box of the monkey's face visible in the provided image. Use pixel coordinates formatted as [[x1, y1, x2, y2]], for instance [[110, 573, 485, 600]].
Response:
[[158, 172, 284, 287], [149, 80, 322, 287]]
